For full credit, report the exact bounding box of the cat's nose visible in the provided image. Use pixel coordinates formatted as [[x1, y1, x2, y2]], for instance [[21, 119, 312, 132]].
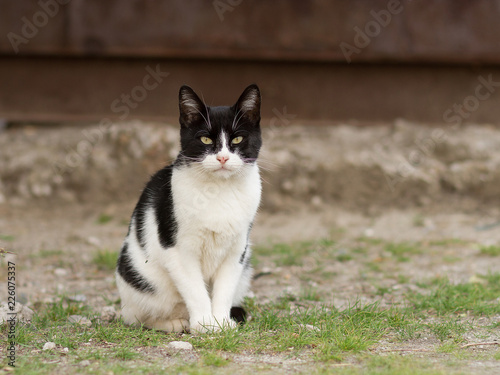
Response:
[[217, 155, 229, 164]]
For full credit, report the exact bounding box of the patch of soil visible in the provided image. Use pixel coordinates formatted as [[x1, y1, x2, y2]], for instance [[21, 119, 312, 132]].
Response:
[[1, 120, 500, 373]]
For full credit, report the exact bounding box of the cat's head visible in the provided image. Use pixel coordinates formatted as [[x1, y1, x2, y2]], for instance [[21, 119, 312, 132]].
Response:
[[177, 84, 262, 178]]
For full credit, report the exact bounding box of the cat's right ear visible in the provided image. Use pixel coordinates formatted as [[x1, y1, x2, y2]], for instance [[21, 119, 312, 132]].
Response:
[[179, 85, 206, 127], [235, 84, 261, 124]]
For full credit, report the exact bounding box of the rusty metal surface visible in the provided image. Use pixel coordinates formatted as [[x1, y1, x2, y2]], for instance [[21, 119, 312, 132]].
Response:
[[2, 56, 500, 124], [2, 1, 500, 123], [1, 0, 500, 63]]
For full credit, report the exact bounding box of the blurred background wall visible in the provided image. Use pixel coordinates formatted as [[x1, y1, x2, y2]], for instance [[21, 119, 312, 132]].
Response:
[[1, 0, 500, 124]]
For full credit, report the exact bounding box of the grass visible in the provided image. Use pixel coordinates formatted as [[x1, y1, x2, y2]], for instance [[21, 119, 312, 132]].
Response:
[[479, 244, 500, 256], [254, 240, 357, 267], [427, 320, 469, 343], [408, 273, 500, 316], [254, 241, 315, 266], [0, 234, 15, 242], [4, 290, 491, 374], [355, 355, 447, 375], [92, 249, 119, 271], [96, 214, 113, 225], [4, 238, 500, 374], [384, 242, 422, 262], [301, 287, 323, 302], [202, 352, 231, 367]]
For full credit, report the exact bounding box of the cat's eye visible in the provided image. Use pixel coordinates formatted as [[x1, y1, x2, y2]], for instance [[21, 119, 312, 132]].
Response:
[[232, 136, 243, 145], [200, 136, 213, 145]]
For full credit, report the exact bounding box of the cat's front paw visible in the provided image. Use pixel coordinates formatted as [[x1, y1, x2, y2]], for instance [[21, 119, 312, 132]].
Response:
[[189, 316, 235, 334], [189, 316, 219, 334], [217, 317, 237, 330]]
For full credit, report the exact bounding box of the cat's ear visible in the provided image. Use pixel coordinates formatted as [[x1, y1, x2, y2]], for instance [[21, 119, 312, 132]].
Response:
[[235, 84, 261, 124], [179, 85, 206, 127]]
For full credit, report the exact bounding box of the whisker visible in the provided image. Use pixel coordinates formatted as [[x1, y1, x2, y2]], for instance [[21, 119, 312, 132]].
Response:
[[189, 106, 210, 128], [200, 92, 212, 130], [259, 175, 271, 185], [177, 152, 206, 166], [242, 158, 280, 171], [232, 107, 244, 131]]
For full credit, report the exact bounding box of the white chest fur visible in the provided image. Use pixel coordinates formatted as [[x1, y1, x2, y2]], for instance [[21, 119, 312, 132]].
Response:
[[171, 164, 261, 267]]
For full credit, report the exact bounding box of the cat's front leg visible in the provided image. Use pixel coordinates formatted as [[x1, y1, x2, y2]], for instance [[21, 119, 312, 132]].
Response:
[[211, 252, 246, 329], [160, 248, 214, 333]]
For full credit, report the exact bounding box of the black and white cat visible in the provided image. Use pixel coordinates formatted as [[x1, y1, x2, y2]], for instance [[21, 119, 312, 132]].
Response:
[[116, 84, 262, 333]]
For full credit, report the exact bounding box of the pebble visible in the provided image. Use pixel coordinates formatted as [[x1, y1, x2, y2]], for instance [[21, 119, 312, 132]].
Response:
[[363, 228, 375, 237], [79, 360, 91, 367], [166, 341, 193, 351], [100, 306, 117, 322], [43, 342, 56, 350], [54, 268, 68, 276], [87, 236, 101, 247], [0, 302, 34, 324], [311, 195, 323, 207], [298, 324, 320, 332], [68, 294, 87, 302], [68, 315, 92, 327]]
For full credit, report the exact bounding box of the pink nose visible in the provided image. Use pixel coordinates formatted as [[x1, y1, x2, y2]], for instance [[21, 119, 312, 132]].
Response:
[[217, 155, 229, 164]]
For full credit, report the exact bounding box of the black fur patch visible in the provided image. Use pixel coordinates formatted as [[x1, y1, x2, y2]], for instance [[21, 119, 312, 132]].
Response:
[[117, 243, 155, 293], [239, 223, 253, 265], [230, 306, 247, 324], [132, 166, 178, 249], [239, 244, 248, 265], [152, 166, 178, 248], [134, 201, 148, 249]]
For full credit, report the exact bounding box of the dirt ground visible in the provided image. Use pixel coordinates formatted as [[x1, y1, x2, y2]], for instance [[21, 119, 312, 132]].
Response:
[[1, 120, 500, 373]]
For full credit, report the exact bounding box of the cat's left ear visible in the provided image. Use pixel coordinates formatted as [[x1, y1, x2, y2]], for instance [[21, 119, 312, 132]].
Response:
[[235, 84, 261, 124]]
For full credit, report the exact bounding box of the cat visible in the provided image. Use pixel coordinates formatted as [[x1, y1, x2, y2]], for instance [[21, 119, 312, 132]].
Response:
[[116, 84, 262, 334]]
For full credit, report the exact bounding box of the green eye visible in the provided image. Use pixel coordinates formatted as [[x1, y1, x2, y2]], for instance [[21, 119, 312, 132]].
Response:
[[200, 136, 213, 145], [232, 136, 243, 144]]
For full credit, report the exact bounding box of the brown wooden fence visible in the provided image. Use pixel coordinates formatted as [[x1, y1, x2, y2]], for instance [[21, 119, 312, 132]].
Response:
[[1, 0, 500, 123]]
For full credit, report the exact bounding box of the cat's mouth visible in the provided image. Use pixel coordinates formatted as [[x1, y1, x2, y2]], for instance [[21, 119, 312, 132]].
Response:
[[215, 165, 232, 172], [211, 164, 239, 176]]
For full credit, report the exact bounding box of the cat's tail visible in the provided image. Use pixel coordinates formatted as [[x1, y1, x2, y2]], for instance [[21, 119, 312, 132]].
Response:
[[230, 306, 247, 324]]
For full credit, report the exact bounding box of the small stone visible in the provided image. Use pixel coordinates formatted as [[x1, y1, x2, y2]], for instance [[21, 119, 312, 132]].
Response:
[[43, 342, 56, 350], [282, 180, 294, 191], [469, 275, 487, 284], [68, 294, 87, 302], [311, 195, 323, 207], [363, 228, 375, 237], [54, 268, 67, 276], [166, 341, 193, 351], [62, 347, 69, 353], [87, 236, 101, 247], [100, 306, 117, 322], [298, 324, 320, 332], [79, 360, 91, 367], [68, 315, 92, 327], [0, 302, 34, 324]]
